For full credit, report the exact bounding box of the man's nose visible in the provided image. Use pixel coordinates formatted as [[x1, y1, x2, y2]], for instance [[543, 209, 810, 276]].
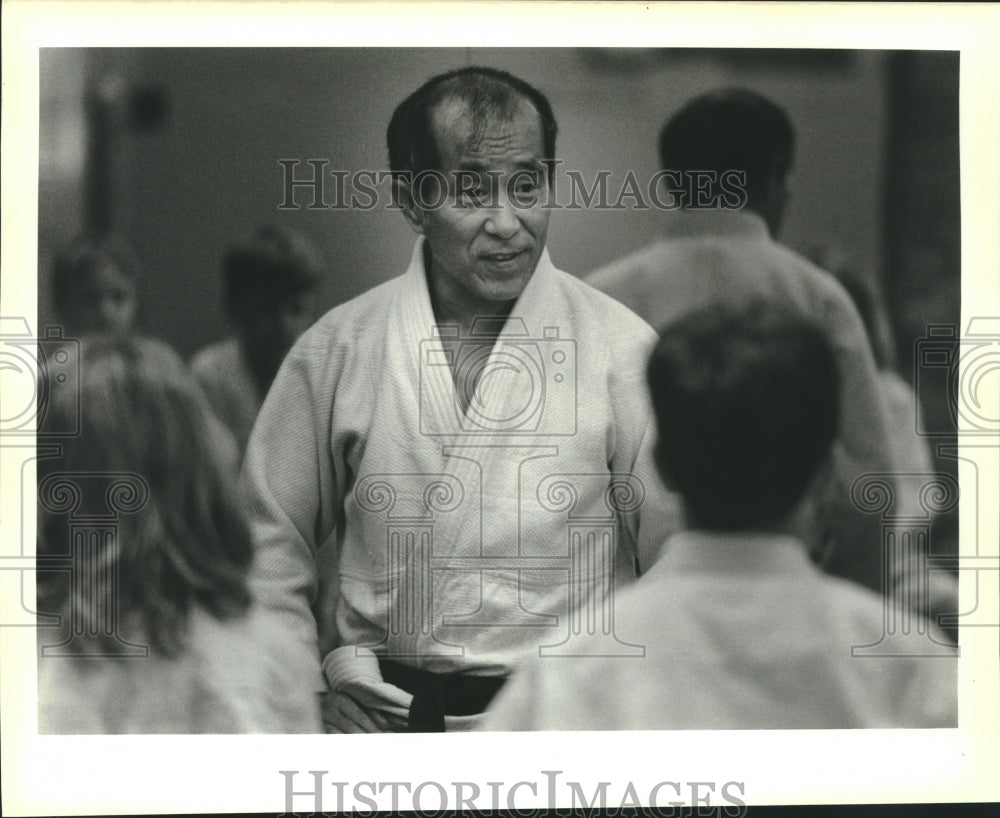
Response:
[[484, 197, 520, 239]]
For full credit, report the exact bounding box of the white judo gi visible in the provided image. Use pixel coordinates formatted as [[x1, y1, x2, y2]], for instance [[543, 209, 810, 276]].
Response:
[[483, 531, 957, 730], [241, 239, 681, 715]]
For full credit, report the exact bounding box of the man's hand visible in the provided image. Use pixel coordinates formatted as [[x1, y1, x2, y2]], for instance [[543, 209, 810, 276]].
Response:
[[319, 690, 392, 734]]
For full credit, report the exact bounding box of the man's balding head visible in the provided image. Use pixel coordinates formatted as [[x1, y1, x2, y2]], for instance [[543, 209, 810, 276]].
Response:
[[387, 66, 558, 185]]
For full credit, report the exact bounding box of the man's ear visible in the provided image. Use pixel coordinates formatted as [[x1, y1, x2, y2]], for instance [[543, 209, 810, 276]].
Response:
[[766, 155, 792, 207], [759, 153, 792, 238], [800, 450, 838, 532], [396, 177, 426, 236]]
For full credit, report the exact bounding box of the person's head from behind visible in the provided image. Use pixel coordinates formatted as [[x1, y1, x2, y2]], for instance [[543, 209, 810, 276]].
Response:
[[223, 225, 322, 389], [388, 66, 557, 313], [647, 303, 839, 534], [659, 89, 795, 237], [37, 337, 253, 657], [52, 235, 140, 338]]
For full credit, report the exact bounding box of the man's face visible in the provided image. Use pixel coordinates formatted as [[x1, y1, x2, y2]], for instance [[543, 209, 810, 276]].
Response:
[[404, 98, 551, 313]]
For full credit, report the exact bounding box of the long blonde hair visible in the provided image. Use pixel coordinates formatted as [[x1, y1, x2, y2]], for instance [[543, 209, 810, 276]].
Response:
[[37, 337, 252, 656]]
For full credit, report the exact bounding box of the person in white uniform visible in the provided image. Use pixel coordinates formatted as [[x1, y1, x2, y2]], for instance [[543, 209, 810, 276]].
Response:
[[586, 89, 899, 594], [241, 66, 681, 732], [483, 303, 957, 730], [192, 225, 322, 458]]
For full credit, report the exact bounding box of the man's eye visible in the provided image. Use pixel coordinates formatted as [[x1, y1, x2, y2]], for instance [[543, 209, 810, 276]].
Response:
[[514, 179, 541, 199]]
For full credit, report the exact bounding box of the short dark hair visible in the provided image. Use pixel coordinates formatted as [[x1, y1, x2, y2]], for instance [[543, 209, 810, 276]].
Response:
[[658, 89, 794, 202], [387, 66, 558, 184], [647, 302, 839, 531], [223, 225, 322, 316], [36, 337, 253, 657], [52, 234, 141, 313]]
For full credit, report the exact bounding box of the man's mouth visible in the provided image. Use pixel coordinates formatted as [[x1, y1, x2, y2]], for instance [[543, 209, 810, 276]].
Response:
[[482, 250, 525, 263]]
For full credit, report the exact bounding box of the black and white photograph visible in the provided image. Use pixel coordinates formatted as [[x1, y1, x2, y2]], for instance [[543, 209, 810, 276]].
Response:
[[1, 2, 998, 815]]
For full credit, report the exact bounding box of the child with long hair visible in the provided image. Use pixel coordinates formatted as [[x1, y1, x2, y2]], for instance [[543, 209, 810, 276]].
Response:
[[36, 337, 320, 733]]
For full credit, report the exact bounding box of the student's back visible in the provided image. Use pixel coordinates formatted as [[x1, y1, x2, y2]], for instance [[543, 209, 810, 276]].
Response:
[[485, 531, 956, 730], [38, 605, 318, 733], [483, 303, 956, 731]]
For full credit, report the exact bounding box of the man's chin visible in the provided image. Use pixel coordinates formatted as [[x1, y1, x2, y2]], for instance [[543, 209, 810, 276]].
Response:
[[477, 277, 533, 305], [475, 260, 537, 299]]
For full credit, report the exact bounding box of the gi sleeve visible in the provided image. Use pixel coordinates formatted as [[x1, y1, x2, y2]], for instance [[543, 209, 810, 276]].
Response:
[[240, 336, 340, 693], [601, 323, 685, 575]]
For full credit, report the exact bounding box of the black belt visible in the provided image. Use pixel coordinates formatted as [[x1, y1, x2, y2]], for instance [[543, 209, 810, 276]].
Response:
[[378, 658, 506, 733]]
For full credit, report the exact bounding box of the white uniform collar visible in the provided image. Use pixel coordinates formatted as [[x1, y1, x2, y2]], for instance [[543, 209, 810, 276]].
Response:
[[661, 208, 770, 241], [649, 529, 814, 578]]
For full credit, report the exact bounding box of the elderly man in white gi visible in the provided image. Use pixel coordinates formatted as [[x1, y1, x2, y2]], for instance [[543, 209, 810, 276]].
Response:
[[241, 66, 678, 732]]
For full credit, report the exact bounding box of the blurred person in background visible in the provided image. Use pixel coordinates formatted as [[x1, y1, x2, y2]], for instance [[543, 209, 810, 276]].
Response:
[[587, 88, 899, 594], [817, 249, 958, 639], [484, 304, 957, 730], [36, 337, 321, 733], [51, 234, 139, 339], [192, 224, 322, 456], [814, 249, 935, 475]]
